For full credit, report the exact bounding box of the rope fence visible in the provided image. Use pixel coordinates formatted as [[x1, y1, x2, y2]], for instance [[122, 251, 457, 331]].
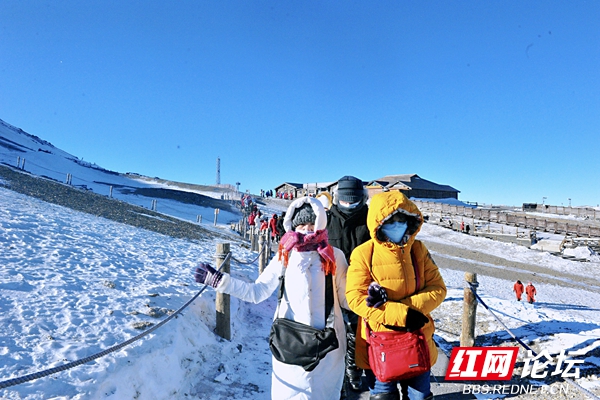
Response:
[[0, 252, 235, 390], [231, 244, 265, 265], [465, 279, 600, 400]]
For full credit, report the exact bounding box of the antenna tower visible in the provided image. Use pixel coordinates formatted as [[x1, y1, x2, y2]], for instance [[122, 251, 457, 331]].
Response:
[[216, 157, 221, 185]]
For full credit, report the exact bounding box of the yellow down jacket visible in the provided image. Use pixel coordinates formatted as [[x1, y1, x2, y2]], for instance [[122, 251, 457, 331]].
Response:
[[346, 191, 447, 370]]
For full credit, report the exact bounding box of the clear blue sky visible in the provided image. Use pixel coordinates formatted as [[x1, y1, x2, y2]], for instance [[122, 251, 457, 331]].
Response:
[[1, 1, 599, 207]]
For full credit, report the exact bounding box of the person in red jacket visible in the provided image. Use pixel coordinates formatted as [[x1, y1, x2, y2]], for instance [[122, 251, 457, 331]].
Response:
[[269, 214, 280, 242], [525, 282, 537, 303], [513, 280, 524, 301], [248, 211, 257, 226], [260, 218, 268, 231]]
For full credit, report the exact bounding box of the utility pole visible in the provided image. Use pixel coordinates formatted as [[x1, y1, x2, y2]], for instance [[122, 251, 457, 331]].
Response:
[[216, 157, 221, 185]]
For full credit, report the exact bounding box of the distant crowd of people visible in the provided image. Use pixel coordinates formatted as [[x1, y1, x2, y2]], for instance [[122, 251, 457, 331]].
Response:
[[257, 189, 296, 200]]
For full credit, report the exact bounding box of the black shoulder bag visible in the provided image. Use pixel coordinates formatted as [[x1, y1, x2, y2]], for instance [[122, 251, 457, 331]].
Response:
[[268, 269, 339, 371]]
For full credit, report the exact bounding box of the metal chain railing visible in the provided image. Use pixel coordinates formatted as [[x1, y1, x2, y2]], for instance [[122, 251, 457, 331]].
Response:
[[0, 252, 233, 390], [466, 281, 600, 400]]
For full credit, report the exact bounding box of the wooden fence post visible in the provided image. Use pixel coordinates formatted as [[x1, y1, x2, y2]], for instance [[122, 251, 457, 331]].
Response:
[[215, 243, 231, 340], [250, 229, 256, 251], [258, 233, 267, 274], [461, 272, 478, 347]]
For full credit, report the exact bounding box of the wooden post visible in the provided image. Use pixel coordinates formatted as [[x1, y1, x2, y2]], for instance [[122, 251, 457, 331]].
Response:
[[215, 243, 231, 340], [252, 227, 256, 248], [214, 208, 219, 226], [461, 272, 478, 347], [17, 156, 20, 168], [258, 233, 267, 274], [109, 186, 113, 198]]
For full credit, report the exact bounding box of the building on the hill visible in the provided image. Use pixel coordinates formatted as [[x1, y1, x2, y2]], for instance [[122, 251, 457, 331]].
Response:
[[366, 174, 459, 199], [274, 174, 459, 201], [273, 182, 303, 198]]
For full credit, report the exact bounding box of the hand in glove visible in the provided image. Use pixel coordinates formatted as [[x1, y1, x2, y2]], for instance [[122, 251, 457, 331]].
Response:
[[194, 263, 223, 288], [366, 282, 388, 308], [405, 308, 429, 332]]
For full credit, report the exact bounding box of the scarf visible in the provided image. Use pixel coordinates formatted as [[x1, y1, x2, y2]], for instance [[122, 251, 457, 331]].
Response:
[[277, 229, 336, 276]]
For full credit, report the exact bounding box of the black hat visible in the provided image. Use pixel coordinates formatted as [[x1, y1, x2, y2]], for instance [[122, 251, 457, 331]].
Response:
[[337, 176, 364, 203], [292, 203, 316, 229]]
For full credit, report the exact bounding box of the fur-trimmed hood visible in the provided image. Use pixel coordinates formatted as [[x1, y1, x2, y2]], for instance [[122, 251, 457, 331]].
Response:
[[368, 191, 423, 248], [283, 197, 327, 233]]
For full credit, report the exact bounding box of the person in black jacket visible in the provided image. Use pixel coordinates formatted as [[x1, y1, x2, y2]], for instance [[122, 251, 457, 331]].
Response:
[[276, 211, 286, 242], [326, 176, 371, 394]]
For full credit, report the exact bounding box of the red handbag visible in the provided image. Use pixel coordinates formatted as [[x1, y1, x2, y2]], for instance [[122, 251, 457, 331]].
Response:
[[364, 322, 431, 382], [364, 246, 431, 382]]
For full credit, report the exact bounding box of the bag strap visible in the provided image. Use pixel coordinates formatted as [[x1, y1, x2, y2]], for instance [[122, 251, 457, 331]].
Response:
[[410, 247, 421, 292], [365, 241, 421, 332], [275, 267, 335, 328]]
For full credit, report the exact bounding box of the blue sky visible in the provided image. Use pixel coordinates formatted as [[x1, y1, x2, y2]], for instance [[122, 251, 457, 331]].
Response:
[[1, 1, 598, 207]]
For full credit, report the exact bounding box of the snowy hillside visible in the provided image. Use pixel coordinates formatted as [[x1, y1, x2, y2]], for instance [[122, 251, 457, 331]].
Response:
[[0, 119, 240, 226]]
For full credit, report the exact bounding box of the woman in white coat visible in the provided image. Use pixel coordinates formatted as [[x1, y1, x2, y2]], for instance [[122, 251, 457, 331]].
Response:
[[195, 197, 350, 400]]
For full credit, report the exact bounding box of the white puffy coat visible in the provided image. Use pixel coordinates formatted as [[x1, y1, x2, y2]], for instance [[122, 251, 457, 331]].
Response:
[[217, 247, 349, 400]]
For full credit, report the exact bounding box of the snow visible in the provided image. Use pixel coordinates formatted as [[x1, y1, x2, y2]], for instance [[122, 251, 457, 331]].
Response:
[[2, 187, 600, 399]]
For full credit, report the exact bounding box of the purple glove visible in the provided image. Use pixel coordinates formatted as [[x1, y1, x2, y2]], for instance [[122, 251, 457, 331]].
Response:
[[194, 263, 223, 288], [366, 282, 388, 308]]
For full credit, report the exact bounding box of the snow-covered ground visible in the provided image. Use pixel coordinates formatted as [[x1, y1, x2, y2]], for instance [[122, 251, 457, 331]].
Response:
[[1, 186, 600, 399]]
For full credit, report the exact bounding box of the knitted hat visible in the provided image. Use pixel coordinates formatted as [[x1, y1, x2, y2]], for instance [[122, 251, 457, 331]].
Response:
[[337, 176, 364, 203], [291, 203, 317, 229]]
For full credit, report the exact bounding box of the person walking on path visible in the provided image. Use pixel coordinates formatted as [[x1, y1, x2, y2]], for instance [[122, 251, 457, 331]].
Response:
[[346, 191, 447, 400], [268, 214, 280, 243], [327, 176, 371, 393], [195, 197, 350, 399], [276, 211, 286, 243], [513, 280, 524, 301], [526, 282, 537, 303]]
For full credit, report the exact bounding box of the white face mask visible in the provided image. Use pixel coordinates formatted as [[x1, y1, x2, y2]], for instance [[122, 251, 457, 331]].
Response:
[[339, 200, 361, 209], [294, 223, 315, 236], [380, 221, 408, 244]]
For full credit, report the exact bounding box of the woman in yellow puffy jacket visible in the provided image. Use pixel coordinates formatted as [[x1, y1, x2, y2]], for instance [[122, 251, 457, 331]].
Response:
[[346, 191, 447, 400]]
